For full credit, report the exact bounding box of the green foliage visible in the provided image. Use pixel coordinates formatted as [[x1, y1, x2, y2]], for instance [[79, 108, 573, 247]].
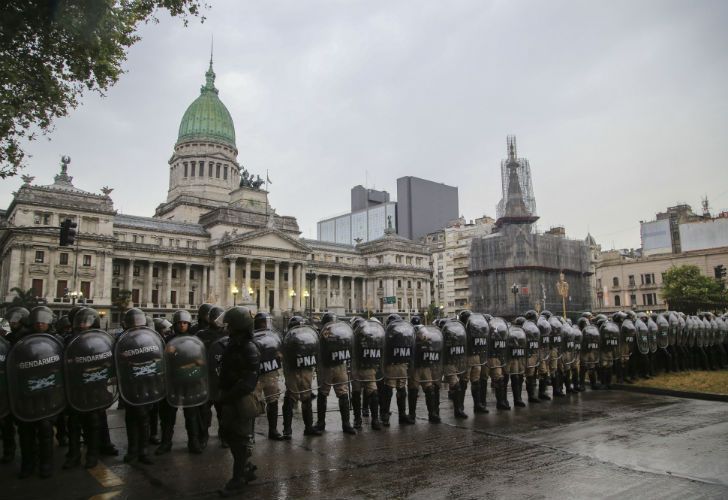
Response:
[[0, 0, 205, 178], [4, 287, 42, 310], [661, 265, 726, 313]]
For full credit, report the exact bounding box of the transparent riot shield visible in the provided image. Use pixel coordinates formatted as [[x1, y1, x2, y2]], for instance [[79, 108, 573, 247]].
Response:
[[414, 325, 444, 385], [0, 336, 10, 418], [656, 314, 669, 350], [634, 318, 650, 356], [687, 316, 697, 348], [709, 317, 719, 347], [442, 319, 467, 377], [64, 329, 118, 412], [506, 325, 527, 375], [488, 317, 509, 370], [600, 320, 620, 361], [523, 320, 541, 370], [383, 320, 415, 380], [667, 312, 679, 347], [8, 333, 66, 422], [581, 324, 601, 369], [352, 320, 385, 383], [253, 328, 284, 400], [561, 323, 578, 368], [676, 315, 686, 346], [537, 316, 551, 364], [164, 335, 208, 408], [114, 326, 166, 406], [466, 313, 489, 368], [646, 317, 659, 354], [620, 319, 636, 360], [282, 325, 319, 396], [549, 316, 564, 362], [207, 336, 229, 403], [320, 321, 354, 368], [571, 324, 583, 361]]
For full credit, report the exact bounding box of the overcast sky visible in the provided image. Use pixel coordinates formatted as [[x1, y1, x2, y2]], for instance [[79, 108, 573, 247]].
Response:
[[5, 0, 728, 249]]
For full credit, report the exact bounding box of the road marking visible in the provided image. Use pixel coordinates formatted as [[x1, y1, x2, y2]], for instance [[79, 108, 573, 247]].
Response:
[[87, 462, 124, 488]]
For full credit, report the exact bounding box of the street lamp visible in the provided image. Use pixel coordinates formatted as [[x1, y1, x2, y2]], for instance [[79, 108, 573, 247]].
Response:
[[511, 283, 519, 316], [303, 289, 310, 315], [99, 310, 107, 330], [231, 285, 239, 306], [438, 305, 444, 320], [69, 290, 83, 305]]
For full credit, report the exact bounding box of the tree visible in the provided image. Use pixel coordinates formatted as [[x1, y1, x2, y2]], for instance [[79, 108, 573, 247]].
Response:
[[661, 265, 727, 313], [3, 286, 42, 310], [0, 0, 205, 178], [112, 288, 132, 311]]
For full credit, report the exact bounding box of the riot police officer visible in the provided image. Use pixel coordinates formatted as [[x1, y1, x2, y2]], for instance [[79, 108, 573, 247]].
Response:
[[612, 311, 635, 384], [350, 317, 384, 431], [523, 311, 545, 403], [217, 306, 261, 495], [1, 306, 29, 465], [598, 314, 620, 389], [197, 306, 226, 445], [488, 316, 511, 410], [578, 315, 601, 390], [252, 312, 285, 440], [459, 311, 489, 413], [191, 303, 213, 336], [441, 318, 469, 418], [156, 310, 206, 454]]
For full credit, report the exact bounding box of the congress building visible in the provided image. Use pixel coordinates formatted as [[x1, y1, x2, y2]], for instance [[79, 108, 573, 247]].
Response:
[[0, 60, 431, 326]]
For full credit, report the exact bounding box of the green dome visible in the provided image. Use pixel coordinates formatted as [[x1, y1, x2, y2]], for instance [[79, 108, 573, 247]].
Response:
[[177, 60, 236, 147]]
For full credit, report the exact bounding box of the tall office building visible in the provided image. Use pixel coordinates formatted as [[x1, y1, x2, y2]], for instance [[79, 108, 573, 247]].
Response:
[[396, 176, 459, 241]]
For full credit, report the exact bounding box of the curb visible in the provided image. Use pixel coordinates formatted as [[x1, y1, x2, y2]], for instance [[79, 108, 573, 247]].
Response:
[[612, 383, 728, 402]]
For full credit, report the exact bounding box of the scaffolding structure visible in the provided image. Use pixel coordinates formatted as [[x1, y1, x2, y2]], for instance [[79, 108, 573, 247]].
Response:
[[496, 136, 537, 220]]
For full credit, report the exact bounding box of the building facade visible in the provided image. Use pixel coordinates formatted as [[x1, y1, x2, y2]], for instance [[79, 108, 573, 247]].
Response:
[[397, 176, 458, 241], [0, 61, 431, 326]]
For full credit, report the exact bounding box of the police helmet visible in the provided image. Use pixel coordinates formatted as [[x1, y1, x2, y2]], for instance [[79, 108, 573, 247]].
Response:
[[217, 306, 254, 337], [581, 311, 594, 320], [29, 306, 54, 332], [541, 310, 553, 319], [122, 308, 147, 329], [576, 317, 590, 330], [458, 310, 472, 325], [524, 310, 539, 322], [612, 311, 628, 323], [287, 315, 307, 329], [385, 313, 402, 326], [483, 313, 493, 322], [625, 310, 637, 321], [208, 306, 224, 327], [56, 315, 72, 333], [254, 312, 272, 331], [172, 310, 193, 325], [6, 306, 30, 330], [68, 305, 84, 325], [197, 303, 213, 326], [320, 312, 337, 328], [153, 317, 172, 336], [594, 313, 608, 327], [349, 316, 366, 330], [73, 307, 101, 331], [410, 315, 422, 326], [513, 316, 526, 326]]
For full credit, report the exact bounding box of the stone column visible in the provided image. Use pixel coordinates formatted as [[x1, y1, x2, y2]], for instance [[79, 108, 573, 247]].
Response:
[[350, 276, 355, 313], [403, 277, 408, 314], [212, 254, 222, 304], [5, 247, 22, 302], [260, 260, 267, 312], [229, 257, 237, 306], [166, 263, 173, 308], [314, 273, 320, 312], [45, 248, 55, 301], [293, 263, 301, 311], [21, 245, 29, 292], [287, 262, 294, 311], [127, 259, 135, 294], [144, 261, 152, 306], [201, 264, 208, 304], [425, 278, 431, 306], [362, 278, 367, 312], [273, 261, 280, 314], [102, 253, 113, 303], [326, 275, 331, 310], [244, 259, 252, 300], [183, 263, 190, 307]]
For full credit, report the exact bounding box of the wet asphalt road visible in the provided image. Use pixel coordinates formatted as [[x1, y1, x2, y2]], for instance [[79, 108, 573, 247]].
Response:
[[2, 388, 727, 500]]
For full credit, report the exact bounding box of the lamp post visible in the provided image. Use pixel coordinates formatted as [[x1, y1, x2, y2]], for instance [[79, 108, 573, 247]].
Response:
[[231, 285, 239, 306], [438, 305, 444, 320], [289, 289, 296, 313], [99, 310, 107, 331], [69, 290, 82, 305], [303, 289, 310, 316], [511, 283, 519, 316]]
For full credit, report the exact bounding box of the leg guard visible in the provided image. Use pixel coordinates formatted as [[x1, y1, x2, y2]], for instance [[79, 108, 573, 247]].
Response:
[[471, 380, 489, 412], [538, 377, 551, 400], [338, 395, 356, 435], [351, 391, 362, 430], [397, 388, 414, 424], [369, 392, 382, 430], [281, 397, 293, 440], [315, 393, 327, 432], [407, 388, 419, 423], [511, 375, 525, 407], [302, 399, 322, 436], [379, 385, 392, 427], [266, 401, 284, 440]]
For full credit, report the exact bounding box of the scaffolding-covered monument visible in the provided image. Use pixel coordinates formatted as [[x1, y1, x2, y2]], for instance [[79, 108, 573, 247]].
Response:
[[469, 137, 593, 318]]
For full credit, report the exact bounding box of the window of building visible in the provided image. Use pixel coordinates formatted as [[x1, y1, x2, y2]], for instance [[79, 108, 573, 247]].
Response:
[[612, 277, 619, 287], [183, 163, 188, 177], [397, 279, 402, 288], [59, 253, 69, 265], [152, 266, 159, 278], [630, 294, 637, 306], [223, 166, 228, 180], [172, 268, 178, 279], [216, 164, 220, 178], [192, 241, 198, 249], [642, 293, 657, 306], [417, 281, 422, 289], [199, 163, 204, 177], [628, 275, 635, 286], [80, 281, 91, 299], [56, 280, 68, 298], [208, 163, 213, 177], [596, 278, 602, 289], [377, 256, 383, 264], [408, 280, 412, 289], [32, 279, 43, 297], [642, 273, 655, 285], [34, 212, 52, 225], [82, 255, 92, 267], [190, 269, 195, 280], [112, 263, 120, 276], [34, 250, 44, 263], [170, 290, 177, 304], [133, 265, 140, 277], [614, 295, 621, 307], [378, 280, 383, 289], [190, 162, 196, 177]]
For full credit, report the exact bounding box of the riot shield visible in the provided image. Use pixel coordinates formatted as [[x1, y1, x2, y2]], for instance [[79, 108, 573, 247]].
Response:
[[383, 320, 415, 368], [207, 336, 229, 403], [646, 317, 658, 354], [466, 313, 489, 367], [571, 323, 583, 361], [488, 317, 509, 369], [537, 316, 551, 364], [64, 329, 118, 412], [667, 312, 679, 346], [0, 336, 10, 418], [506, 324, 527, 375], [676, 314, 686, 346], [114, 326, 166, 406], [599, 320, 620, 360], [352, 319, 385, 382], [320, 321, 354, 368], [442, 320, 467, 376], [414, 325, 443, 385], [8, 333, 66, 422], [716, 317, 728, 346], [164, 335, 208, 408], [634, 318, 649, 355], [548, 316, 564, 361], [283, 325, 319, 396], [581, 324, 600, 368], [709, 317, 719, 347], [656, 314, 669, 350], [523, 320, 541, 370], [561, 323, 578, 367], [687, 316, 697, 348], [620, 319, 636, 359], [253, 329, 283, 375]]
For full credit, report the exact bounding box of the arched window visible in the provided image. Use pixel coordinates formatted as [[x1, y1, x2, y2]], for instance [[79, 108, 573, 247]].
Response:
[[614, 295, 621, 307], [612, 277, 619, 287]]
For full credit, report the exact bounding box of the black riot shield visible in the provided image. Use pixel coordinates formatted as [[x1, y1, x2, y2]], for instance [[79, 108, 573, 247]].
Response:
[[523, 320, 541, 370], [581, 325, 600, 368], [253, 329, 283, 375], [656, 314, 669, 350], [164, 335, 209, 408], [646, 317, 659, 354], [114, 326, 166, 406], [537, 316, 551, 364], [488, 317, 509, 369], [414, 325, 443, 384], [442, 320, 467, 376], [620, 319, 636, 359], [561, 323, 578, 367], [0, 336, 10, 418], [677, 315, 686, 346], [667, 312, 679, 347], [383, 320, 415, 368], [635, 318, 649, 355], [687, 316, 697, 348], [506, 325, 528, 375], [64, 329, 118, 412], [283, 325, 319, 373], [717, 317, 728, 346], [709, 317, 718, 347], [599, 320, 620, 360], [207, 336, 229, 403], [571, 324, 583, 360], [352, 320, 385, 382], [320, 321, 354, 368], [549, 316, 564, 361], [466, 313, 489, 367], [8, 333, 66, 422]]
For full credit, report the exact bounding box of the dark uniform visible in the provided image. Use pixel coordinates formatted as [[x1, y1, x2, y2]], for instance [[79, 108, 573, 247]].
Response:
[[196, 306, 227, 446], [252, 312, 285, 440], [1, 306, 29, 465]]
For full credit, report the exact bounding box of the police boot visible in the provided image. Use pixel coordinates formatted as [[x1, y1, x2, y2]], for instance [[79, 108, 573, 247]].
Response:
[[223, 444, 249, 495], [601, 368, 612, 390], [302, 399, 322, 436], [526, 376, 540, 403], [496, 379, 511, 410], [455, 381, 469, 418], [379, 386, 392, 427], [186, 414, 203, 454], [538, 377, 552, 400], [338, 395, 356, 435], [615, 360, 624, 384], [124, 415, 139, 463], [98, 411, 119, 457], [471, 380, 489, 412], [351, 391, 363, 430], [84, 415, 100, 469], [407, 388, 419, 423], [155, 423, 173, 455], [369, 392, 382, 430], [266, 401, 285, 440], [17, 423, 36, 479], [315, 393, 327, 432], [552, 374, 566, 397], [397, 388, 414, 424], [281, 397, 293, 440], [363, 387, 371, 417], [63, 418, 81, 469], [137, 419, 153, 465], [573, 368, 584, 391], [434, 386, 442, 421], [38, 420, 54, 478], [148, 404, 160, 445], [511, 375, 526, 407], [425, 387, 440, 423], [55, 414, 68, 447]]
